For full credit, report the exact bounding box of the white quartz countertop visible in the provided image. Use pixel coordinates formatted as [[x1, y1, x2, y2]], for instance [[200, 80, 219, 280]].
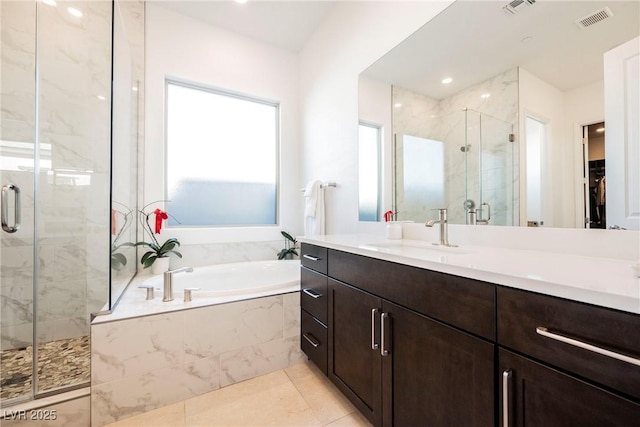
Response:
[[298, 234, 640, 315]]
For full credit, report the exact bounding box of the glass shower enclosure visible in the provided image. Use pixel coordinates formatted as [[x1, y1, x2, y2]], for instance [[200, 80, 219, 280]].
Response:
[[1, 0, 112, 405], [394, 108, 514, 225]]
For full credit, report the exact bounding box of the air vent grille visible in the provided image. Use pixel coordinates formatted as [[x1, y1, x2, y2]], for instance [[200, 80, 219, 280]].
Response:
[[503, 0, 535, 15], [576, 7, 613, 29]]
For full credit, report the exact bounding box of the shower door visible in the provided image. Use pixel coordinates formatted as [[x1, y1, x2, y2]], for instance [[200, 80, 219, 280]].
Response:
[[464, 109, 514, 226], [1, 0, 112, 406], [1, 0, 37, 404]]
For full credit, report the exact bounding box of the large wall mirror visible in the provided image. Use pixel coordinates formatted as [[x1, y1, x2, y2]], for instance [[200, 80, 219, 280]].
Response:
[[358, 0, 639, 229]]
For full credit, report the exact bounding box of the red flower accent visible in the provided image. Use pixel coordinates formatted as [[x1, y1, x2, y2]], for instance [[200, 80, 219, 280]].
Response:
[[154, 209, 168, 234]]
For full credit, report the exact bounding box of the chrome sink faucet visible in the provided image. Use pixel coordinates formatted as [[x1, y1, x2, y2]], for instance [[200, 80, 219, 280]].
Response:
[[163, 267, 193, 302], [425, 208, 457, 247]]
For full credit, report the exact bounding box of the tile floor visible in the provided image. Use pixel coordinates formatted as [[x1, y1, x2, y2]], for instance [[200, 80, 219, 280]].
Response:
[[102, 361, 372, 427]]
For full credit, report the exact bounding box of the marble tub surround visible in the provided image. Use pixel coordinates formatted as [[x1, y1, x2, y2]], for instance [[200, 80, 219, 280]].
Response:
[[300, 230, 640, 314], [96, 262, 300, 323], [91, 292, 304, 426]]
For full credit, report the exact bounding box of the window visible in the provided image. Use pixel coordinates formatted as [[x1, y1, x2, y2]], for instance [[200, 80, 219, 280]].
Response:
[[166, 81, 278, 226], [358, 122, 381, 221]]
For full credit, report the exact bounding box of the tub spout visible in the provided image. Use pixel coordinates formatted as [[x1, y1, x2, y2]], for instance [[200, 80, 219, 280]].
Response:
[[163, 267, 194, 302]]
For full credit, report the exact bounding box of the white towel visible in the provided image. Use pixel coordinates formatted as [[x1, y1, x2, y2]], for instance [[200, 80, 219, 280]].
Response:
[[304, 180, 325, 235]]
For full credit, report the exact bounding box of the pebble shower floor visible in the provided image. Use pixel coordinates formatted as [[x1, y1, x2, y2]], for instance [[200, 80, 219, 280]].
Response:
[[0, 336, 90, 400]]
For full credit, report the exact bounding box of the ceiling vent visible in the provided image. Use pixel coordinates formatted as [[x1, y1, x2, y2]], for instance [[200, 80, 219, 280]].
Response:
[[503, 0, 536, 15], [575, 7, 614, 29]]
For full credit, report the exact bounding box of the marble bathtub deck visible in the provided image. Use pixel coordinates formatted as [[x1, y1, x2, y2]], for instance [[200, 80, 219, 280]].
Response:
[[102, 361, 372, 427]]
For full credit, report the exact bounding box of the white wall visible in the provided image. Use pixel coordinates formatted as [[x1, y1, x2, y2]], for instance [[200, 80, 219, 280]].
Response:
[[520, 71, 605, 229], [145, 4, 301, 250], [518, 68, 566, 228], [299, 1, 453, 234], [564, 80, 605, 227]]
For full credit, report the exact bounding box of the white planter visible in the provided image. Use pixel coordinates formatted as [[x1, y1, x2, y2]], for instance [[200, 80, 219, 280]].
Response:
[[151, 257, 170, 275]]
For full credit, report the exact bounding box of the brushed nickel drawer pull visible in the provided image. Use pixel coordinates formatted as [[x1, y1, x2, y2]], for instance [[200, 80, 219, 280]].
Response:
[[536, 327, 640, 367], [302, 333, 320, 348], [302, 288, 322, 299], [303, 254, 321, 261], [381, 312, 390, 356], [371, 308, 379, 350], [502, 370, 512, 427]]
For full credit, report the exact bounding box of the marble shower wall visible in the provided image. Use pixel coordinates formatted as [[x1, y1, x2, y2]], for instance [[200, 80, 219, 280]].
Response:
[[0, 1, 37, 352], [393, 68, 518, 225], [1, 0, 112, 351], [91, 292, 304, 426]]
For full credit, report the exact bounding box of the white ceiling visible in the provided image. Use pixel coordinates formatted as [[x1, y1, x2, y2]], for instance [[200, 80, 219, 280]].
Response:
[[153, 0, 335, 52], [362, 0, 640, 99]]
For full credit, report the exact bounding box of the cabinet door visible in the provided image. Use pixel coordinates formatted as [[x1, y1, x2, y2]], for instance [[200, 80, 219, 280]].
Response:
[[328, 279, 383, 426], [383, 301, 494, 427], [500, 349, 640, 427]]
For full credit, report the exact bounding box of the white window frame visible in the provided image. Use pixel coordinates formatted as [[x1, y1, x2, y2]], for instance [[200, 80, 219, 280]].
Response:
[[160, 79, 282, 244]]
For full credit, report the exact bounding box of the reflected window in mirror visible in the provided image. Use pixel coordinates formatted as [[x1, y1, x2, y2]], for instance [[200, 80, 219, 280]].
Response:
[[525, 115, 546, 227], [166, 81, 278, 226], [396, 135, 445, 222], [359, 122, 381, 221]]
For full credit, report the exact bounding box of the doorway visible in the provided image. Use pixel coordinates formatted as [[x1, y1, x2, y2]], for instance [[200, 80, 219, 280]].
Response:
[[582, 122, 606, 229]]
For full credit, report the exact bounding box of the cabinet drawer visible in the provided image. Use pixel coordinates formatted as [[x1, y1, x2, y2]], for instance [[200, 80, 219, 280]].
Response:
[[301, 243, 328, 274], [301, 267, 328, 325], [328, 249, 496, 340], [499, 349, 640, 426], [301, 310, 328, 375], [498, 286, 640, 400]]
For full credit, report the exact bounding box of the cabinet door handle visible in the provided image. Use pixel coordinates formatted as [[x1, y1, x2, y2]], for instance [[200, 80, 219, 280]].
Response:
[[502, 370, 512, 427], [1, 184, 21, 233], [303, 254, 321, 261], [536, 326, 640, 367], [302, 288, 322, 299], [371, 308, 379, 350], [380, 312, 390, 356], [302, 333, 320, 348]]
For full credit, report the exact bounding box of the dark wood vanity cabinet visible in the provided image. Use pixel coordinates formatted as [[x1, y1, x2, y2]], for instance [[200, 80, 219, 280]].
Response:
[[300, 243, 329, 374], [498, 287, 640, 426], [499, 349, 639, 427], [300, 243, 640, 427], [327, 250, 495, 427]]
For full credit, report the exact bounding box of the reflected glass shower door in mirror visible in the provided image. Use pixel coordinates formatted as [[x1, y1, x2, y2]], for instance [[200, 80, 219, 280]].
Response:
[[392, 109, 514, 226]]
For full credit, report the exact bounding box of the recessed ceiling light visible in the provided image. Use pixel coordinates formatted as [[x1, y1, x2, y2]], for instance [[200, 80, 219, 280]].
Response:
[[132, 86, 138, 92], [42, 0, 57, 6], [67, 7, 83, 18], [394, 103, 402, 108], [442, 77, 453, 85], [234, 0, 248, 3], [480, 93, 491, 99], [97, 95, 106, 101], [596, 127, 605, 133]]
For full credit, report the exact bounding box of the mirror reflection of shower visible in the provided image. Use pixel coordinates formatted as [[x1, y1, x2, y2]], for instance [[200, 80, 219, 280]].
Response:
[[392, 107, 514, 225]]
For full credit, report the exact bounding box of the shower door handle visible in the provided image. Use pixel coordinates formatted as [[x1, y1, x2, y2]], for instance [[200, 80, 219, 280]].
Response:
[[1, 184, 21, 233]]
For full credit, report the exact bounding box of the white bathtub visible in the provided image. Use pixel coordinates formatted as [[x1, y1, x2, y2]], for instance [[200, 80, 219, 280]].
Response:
[[141, 260, 301, 298]]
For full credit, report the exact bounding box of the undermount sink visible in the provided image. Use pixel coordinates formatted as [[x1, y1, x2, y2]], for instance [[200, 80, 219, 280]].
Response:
[[362, 240, 473, 259]]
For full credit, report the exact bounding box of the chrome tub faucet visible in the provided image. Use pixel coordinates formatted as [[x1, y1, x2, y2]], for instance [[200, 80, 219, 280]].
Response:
[[163, 267, 193, 302]]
